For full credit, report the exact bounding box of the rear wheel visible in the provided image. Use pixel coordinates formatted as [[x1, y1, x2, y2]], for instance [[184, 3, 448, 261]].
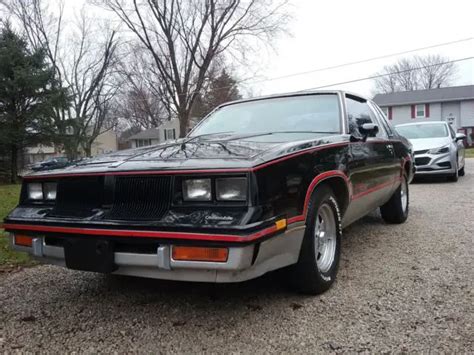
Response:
[[380, 174, 409, 224], [289, 185, 341, 295]]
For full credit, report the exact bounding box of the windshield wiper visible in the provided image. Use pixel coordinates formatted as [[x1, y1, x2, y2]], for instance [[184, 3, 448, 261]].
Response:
[[181, 131, 234, 148], [221, 131, 337, 141]]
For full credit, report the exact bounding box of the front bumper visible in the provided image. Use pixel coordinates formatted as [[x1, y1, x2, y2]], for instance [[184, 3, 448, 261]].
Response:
[[414, 152, 456, 175], [7, 223, 305, 283]]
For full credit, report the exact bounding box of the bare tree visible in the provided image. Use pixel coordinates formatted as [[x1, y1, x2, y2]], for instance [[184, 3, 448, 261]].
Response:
[[115, 46, 172, 129], [374, 54, 457, 94], [97, 0, 289, 137], [2, 0, 120, 158]]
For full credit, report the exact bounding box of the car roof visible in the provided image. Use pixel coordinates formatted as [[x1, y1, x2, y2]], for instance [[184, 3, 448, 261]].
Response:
[[395, 121, 448, 127], [218, 90, 370, 108]]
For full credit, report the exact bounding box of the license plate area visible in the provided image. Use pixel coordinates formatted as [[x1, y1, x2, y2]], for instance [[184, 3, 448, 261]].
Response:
[[64, 238, 117, 273]]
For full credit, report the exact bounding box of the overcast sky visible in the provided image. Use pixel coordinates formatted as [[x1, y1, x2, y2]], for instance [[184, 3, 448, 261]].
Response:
[[56, 0, 474, 98], [248, 0, 474, 97]]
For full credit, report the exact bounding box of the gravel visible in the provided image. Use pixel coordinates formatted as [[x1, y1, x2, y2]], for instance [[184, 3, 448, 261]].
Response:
[[1, 160, 473, 353]]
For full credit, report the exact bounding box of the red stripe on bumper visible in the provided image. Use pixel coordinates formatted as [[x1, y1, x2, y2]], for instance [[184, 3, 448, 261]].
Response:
[[2, 223, 280, 243]]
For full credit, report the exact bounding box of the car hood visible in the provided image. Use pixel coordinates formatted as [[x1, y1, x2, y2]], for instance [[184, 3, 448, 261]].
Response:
[[25, 133, 342, 177], [409, 137, 451, 152]]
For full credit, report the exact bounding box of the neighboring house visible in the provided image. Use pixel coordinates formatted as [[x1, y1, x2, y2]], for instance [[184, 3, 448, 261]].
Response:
[[373, 85, 474, 147], [23, 144, 57, 165], [128, 119, 180, 148], [89, 129, 118, 156], [23, 129, 118, 167]]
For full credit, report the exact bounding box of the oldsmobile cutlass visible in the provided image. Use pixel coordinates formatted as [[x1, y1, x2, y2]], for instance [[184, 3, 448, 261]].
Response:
[[4, 91, 414, 294]]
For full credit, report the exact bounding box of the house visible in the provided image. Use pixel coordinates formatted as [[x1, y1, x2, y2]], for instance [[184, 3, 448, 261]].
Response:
[[128, 119, 180, 148], [23, 129, 119, 167], [23, 144, 57, 165], [89, 129, 118, 156], [373, 85, 474, 147]]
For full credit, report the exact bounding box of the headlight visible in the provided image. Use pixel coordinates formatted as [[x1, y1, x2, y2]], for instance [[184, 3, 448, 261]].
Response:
[[216, 177, 247, 201], [43, 182, 57, 200], [428, 145, 450, 154], [182, 179, 212, 201], [27, 182, 57, 201], [27, 183, 43, 200]]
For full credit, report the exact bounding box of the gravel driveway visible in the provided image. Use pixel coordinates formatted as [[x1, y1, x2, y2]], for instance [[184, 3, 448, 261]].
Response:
[[1, 160, 473, 353]]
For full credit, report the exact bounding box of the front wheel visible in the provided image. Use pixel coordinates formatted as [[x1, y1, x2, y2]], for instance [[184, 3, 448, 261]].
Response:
[[380, 174, 409, 224], [289, 185, 341, 295], [458, 165, 465, 177]]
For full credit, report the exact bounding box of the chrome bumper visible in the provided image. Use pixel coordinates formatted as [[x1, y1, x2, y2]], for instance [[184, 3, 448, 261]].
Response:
[[8, 224, 305, 283]]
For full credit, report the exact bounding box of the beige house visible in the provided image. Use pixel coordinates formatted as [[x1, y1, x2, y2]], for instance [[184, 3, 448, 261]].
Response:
[[89, 129, 118, 156]]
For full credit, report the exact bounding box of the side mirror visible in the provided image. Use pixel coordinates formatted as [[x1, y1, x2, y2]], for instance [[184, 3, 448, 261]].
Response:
[[455, 133, 466, 141], [359, 123, 379, 141]]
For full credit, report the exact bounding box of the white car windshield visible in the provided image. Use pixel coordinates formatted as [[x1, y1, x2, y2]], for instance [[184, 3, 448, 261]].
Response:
[[396, 123, 448, 139], [190, 94, 341, 138]]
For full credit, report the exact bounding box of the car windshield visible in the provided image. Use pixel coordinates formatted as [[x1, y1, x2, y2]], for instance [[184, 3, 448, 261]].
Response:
[[189, 94, 341, 138], [396, 123, 448, 139]]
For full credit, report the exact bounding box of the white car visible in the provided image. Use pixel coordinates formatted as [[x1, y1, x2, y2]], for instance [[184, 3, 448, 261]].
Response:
[[395, 121, 466, 181]]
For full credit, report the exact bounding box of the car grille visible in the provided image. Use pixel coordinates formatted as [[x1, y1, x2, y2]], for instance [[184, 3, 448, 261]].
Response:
[[48, 177, 104, 218], [414, 149, 429, 155], [415, 157, 431, 166], [104, 176, 172, 221], [47, 176, 172, 220]]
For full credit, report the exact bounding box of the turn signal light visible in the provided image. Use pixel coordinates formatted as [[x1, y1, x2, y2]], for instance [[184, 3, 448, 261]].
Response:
[[275, 219, 287, 231], [172, 246, 228, 262], [14, 234, 33, 247]]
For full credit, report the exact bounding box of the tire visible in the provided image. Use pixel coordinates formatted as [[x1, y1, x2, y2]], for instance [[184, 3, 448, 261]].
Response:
[[289, 185, 342, 295], [459, 166, 465, 177], [448, 164, 459, 182], [380, 174, 409, 224]]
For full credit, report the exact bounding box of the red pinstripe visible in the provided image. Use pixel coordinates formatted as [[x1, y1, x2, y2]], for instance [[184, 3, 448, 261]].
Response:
[[3, 223, 278, 243]]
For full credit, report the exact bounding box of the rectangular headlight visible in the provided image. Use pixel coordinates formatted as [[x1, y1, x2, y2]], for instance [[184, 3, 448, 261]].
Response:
[[182, 179, 212, 201], [43, 182, 57, 200], [216, 177, 247, 201], [27, 183, 43, 200]]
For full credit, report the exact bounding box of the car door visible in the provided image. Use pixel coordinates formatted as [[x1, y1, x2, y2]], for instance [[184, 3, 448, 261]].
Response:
[[342, 95, 399, 226]]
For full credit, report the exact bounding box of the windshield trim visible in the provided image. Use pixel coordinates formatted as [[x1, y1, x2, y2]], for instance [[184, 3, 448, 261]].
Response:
[[187, 93, 343, 138]]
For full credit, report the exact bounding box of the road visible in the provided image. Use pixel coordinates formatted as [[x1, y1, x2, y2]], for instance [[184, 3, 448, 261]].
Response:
[[1, 160, 473, 353]]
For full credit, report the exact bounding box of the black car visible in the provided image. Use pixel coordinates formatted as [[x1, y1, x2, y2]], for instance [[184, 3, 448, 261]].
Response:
[[4, 91, 414, 295]]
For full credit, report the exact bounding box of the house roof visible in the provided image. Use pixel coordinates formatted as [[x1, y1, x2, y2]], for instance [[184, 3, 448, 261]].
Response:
[[127, 128, 160, 141], [373, 85, 474, 106]]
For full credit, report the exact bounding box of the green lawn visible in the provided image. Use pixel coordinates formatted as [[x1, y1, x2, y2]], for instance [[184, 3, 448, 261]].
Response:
[[0, 184, 36, 271], [466, 148, 474, 159]]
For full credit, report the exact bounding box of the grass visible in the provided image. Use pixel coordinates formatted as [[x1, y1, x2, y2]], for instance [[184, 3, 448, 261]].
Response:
[[465, 148, 474, 159], [0, 184, 37, 271]]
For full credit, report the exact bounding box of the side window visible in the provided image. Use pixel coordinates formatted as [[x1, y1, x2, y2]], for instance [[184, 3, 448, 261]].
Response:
[[345, 95, 383, 138]]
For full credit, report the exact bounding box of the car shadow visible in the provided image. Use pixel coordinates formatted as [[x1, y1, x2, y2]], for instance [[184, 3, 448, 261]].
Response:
[[411, 175, 452, 184]]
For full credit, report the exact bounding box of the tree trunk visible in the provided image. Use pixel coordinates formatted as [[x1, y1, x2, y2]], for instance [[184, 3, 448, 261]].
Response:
[[10, 144, 18, 184], [84, 142, 92, 157], [178, 111, 189, 138]]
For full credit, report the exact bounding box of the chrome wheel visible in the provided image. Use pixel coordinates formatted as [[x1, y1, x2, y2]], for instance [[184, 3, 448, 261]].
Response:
[[314, 203, 337, 273], [400, 178, 408, 213]]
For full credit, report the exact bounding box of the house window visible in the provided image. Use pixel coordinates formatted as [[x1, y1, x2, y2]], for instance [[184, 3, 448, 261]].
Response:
[[136, 139, 151, 147], [416, 104, 425, 118], [164, 129, 176, 140]]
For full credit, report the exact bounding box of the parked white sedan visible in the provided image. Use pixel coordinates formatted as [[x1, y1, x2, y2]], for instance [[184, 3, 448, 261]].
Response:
[[395, 121, 466, 181]]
